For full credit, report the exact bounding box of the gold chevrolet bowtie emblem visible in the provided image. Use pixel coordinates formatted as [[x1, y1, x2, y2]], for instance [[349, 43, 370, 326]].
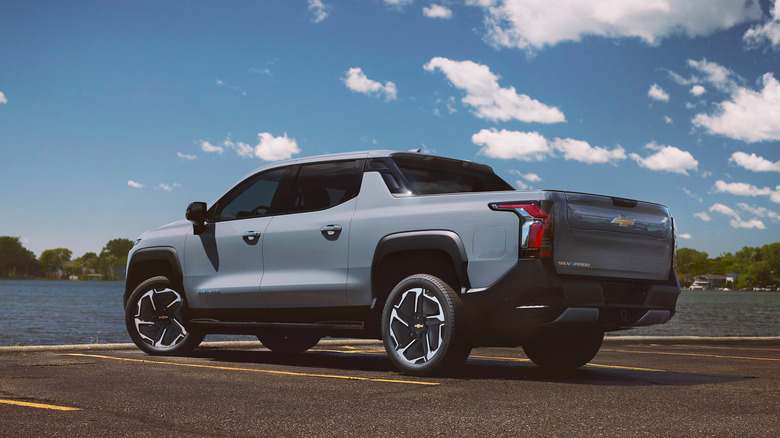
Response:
[[414, 324, 424, 329], [611, 215, 636, 227]]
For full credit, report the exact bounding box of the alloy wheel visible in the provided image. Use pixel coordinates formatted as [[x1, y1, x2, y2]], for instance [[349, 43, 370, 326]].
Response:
[[387, 287, 446, 365], [133, 287, 189, 349]]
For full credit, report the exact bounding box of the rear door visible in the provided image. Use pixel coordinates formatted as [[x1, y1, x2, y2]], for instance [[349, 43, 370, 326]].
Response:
[[260, 160, 363, 308]]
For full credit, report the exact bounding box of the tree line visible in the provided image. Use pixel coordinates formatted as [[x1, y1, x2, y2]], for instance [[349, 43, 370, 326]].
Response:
[[0, 236, 133, 280], [676, 242, 779, 289], [2, 235, 778, 287]]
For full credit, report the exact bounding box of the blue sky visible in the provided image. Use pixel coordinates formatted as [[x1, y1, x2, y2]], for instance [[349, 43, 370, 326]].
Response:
[[1, 0, 779, 258]]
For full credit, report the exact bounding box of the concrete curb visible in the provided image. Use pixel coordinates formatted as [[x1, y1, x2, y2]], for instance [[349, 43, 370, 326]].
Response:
[[1, 337, 778, 353], [602, 336, 780, 345]]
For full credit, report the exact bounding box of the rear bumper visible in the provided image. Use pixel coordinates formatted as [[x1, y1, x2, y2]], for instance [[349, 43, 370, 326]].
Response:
[[461, 259, 681, 346]]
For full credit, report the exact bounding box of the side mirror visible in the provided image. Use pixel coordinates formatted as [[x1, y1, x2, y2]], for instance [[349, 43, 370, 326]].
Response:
[[186, 202, 207, 235]]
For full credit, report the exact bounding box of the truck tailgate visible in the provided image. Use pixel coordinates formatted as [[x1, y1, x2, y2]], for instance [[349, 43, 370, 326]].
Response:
[[553, 192, 674, 281]]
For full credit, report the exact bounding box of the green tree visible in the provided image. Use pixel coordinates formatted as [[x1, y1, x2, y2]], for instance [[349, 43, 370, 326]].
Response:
[[100, 238, 134, 259], [0, 236, 38, 277], [39, 248, 72, 277]]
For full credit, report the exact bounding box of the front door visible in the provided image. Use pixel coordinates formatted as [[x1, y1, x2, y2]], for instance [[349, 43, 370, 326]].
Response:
[[183, 167, 288, 309]]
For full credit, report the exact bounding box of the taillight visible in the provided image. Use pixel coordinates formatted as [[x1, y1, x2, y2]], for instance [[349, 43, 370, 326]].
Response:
[[490, 202, 552, 258]]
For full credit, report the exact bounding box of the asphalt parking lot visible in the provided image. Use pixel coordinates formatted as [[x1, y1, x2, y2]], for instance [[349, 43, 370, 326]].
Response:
[[1, 339, 778, 437]]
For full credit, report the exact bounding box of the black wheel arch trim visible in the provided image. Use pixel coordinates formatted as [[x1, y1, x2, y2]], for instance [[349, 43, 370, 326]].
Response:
[[371, 230, 471, 295], [125, 247, 184, 303]]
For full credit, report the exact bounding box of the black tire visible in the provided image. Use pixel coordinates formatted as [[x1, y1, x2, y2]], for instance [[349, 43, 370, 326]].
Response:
[[522, 330, 604, 369], [125, 276, 204, 356], [257, 331, 321, 354], [381, 274, 471, 376]]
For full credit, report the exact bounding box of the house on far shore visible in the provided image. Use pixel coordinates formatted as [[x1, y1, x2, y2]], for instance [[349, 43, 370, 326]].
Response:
[[689, 274, 727, 290]]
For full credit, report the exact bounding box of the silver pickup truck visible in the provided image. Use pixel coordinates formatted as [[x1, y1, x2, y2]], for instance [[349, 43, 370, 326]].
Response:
[[125, 150, 680, 376]]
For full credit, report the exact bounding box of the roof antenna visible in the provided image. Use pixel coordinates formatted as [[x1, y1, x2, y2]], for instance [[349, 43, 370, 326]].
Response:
[[408, 148, 422, 153]]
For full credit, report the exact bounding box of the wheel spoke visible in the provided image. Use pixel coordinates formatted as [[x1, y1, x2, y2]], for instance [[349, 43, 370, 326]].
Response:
[[389, 309, 415, 349], [398, 337, 425, 363]]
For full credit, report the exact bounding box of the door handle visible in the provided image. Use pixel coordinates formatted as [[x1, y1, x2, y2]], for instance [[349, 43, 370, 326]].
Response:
[[242, 231, 261, 245], [320, 225, 342, 237]]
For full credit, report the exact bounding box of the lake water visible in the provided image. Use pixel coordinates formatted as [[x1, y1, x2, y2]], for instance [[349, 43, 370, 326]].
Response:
[[0, 280, 778, 346]]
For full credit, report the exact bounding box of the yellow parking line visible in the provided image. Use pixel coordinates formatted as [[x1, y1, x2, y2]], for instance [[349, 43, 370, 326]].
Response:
[[586, 363, 663, 372], [470, 354, 532, 363], [605, 349, 780, 362], [316, 348, 383, 355], [0, 399, 80, 411], [66, 353, 438, 386], [470, 354, 662, 372]]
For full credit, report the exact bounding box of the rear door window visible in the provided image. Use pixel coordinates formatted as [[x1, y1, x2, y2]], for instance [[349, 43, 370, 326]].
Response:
[[286, 160, 362, 213]]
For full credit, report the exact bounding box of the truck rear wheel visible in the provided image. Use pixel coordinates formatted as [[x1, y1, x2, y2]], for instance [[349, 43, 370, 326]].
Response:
[[382, 274, 471, 376], [522, 330, 604, 369]]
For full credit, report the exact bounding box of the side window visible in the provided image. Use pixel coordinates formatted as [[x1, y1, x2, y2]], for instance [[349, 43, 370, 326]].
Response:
[[287, 161, 361, 213], [212, 168, 286, 221]]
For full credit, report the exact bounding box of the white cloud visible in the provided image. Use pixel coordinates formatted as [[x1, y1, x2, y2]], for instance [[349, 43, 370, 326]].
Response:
[[679, 233, 692, 240], [343, 67, 398, 101], [687, 59, 738, 92], [709, 203, 766, 229], [468, 0, 762, 51], [693, 73, 780, 143], [308, 0, 329, 23], [730, 152, 780, 173], [664, 116, 673, 124], [473, 129, 624, 165], [0, 90, 6, 104], [713, 180, 772, 197], [158, 183, 172, 192], [629, 142, 698, 175], [385, 0, 413, 6], [423, 4, 453, 18], [433, 96, 458, 116], [515, 180, 529, 190], [424, 57, 565, 123], [648, 84, 669, 102], [690, 85, 706, 96], [551, 138, 626, 164], [127, 180, 143, 189], [177, 152, 197, 161], [710, 203, 738, 217], [199, 133, 300, 161], [216, 78, 246, 96], [509, 170, 541, 182], [683, 188, 703, 203], [473, 129, 550, 161], [254, 132, 301, 161], [694, 212, 711, 221], [737, 203, 780, 222], [200, 140, 224, 154], [744, 0, 780, 49], [248, 68, 272, 76]]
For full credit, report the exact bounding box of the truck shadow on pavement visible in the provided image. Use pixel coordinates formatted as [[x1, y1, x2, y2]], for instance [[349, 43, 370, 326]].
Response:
[[189, 348, 752, 387]]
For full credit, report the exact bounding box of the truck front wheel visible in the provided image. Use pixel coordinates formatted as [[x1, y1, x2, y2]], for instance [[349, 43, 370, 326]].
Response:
[[381, 274, 471, 376], [522, 329, 604, 369], [125, 276, 204, 356]]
